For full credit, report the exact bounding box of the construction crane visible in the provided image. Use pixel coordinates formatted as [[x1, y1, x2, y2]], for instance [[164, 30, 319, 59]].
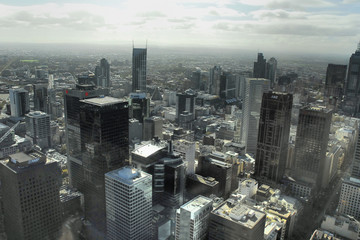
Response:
[[0, 121, 20, 144]]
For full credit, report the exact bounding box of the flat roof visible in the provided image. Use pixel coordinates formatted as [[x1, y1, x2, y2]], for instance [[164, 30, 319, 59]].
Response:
[[181, 195, 212, 217], [212, 202, 265, 229], [133, 142, 167, 158], [106, 166, 151, 185], [81, 96, 126, 106], [9, 152, 33, 163]]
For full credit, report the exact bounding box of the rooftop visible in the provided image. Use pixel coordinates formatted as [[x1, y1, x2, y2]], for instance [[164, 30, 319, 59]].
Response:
[[106, 166, 151, 185], [212, 202, 265, 229], [133, 141, 167, 158], [81, 96, 126, 106], [181, 195, 212, 216]]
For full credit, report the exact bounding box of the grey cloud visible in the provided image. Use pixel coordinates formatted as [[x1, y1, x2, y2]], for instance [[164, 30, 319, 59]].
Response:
[[174, 23, 196, 29], [0, 11, 107, 31], [212, 21, 357, 37], [265, 0, 334, 10]]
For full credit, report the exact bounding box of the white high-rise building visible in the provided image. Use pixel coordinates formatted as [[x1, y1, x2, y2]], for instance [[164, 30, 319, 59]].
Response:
[[175, 195, 213, 240], [25, 111, 51, 149], [105, 167, 152, 240], [240, 78, 270, 154], [173, 139, 196, 175], [9, 87, 30, 118]]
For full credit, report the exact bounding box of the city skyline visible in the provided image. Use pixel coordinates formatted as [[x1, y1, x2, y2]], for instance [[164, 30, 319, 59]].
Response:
[[0, 0, 359, 55]]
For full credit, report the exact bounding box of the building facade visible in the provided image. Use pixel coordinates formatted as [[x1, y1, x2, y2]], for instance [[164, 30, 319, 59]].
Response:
[[175, 195, 213, 240], [64, 84, 108, 190], [293, 107, 332, 190], [105, 167, 152, 240], [25, 111, 51, 149], [255, 92, 293, 183], [9, 87, 30, 118], [79, 96, 129, 233], [0, 151, 62, 240], [132, 48, 147, 92]]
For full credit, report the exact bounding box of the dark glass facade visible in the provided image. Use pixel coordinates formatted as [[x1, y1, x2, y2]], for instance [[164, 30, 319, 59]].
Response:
[[79, 97, 129, 233], [255, 92, 292, 183], [325, 64, 347, 98], [33, 84, 48, 112], [64, 85, 109, 190], [132, 48, 147, 92]]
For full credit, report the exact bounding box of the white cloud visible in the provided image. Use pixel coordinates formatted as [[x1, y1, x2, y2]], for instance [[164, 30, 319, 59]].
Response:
[[235, 0, 334, 9]]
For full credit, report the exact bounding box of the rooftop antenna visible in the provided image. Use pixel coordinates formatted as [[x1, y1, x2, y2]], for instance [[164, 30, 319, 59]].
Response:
[[357, 41, 360, 52], [146, 39, 148, 49]]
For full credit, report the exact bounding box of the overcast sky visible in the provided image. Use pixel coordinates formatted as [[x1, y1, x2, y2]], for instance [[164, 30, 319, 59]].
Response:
[[0, 0, 359, 55]]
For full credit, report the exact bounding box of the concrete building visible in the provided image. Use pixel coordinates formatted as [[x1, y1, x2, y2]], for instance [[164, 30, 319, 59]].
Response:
[[240, 78, 270, 154], [238, 178, 258, 198], [255, 92, 292, 183], [143, 116, 163, 141], [176, 89, 196, 122], [175, 195, 213, 240], [209, 201, 266, 240], [0, 151, 62, 240], [9, 87, 30, 118], [338, 177, 360, 219], [129, 118, 143, 146], [293, 106, 332, 190], [320, 215, 360, 240], [25, 111, 51, 149], [173, 139, 196, 175], [105, 167, 152, 240], [209, 66, 222, 95]]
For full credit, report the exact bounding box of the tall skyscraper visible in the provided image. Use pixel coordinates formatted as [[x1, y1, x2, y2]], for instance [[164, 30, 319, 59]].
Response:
[[0, 151, 62, 240], [325, 64, 347, 98], [79, 96, 129, 233], [266, 57, 277, 87], [240, 78, 270, 154], [25, 111, 51, 149], [95, 58, 110, 88], [105, 167, 152, 240], [175, 195, 213, 240], [255, 92, 292, 183], [253, 53, 267, 78], [293, 106, 332, 190], [9, 87, 30, 118], [33, 84, 48, 112], [209, 66, 222, 95], [64, 84, 109, 190], [344, 42, 360, 116], [132, 48, 147, 92], [176, 89, 196, 122]]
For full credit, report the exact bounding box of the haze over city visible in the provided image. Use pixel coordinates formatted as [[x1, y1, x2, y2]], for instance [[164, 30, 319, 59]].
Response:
[[0, 0, 359, 55]]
